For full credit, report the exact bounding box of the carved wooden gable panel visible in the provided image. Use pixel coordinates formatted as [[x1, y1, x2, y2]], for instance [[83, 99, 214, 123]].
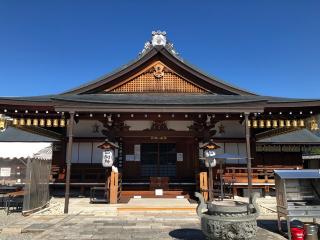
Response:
[[108, 62, 208, 93]]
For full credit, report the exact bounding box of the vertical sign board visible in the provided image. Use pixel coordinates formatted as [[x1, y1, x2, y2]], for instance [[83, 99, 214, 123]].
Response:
[[0, 168, 11, 177], [102, 149, 114, 167]]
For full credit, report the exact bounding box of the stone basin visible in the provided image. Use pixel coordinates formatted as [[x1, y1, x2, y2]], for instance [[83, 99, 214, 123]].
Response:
[[195, 192, 259, 240]]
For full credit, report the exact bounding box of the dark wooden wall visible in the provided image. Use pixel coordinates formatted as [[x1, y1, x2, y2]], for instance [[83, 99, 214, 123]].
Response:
[[122, 137, 198, 182]]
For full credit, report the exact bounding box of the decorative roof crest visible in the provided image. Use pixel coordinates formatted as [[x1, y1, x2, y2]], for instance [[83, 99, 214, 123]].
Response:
[[139, 30, 180, 59]]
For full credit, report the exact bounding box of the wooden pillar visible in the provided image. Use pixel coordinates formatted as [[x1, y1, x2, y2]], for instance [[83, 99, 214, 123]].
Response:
[[244, 113, 253, 203], [208, 165, 214, 201], [64, 111, 74, 214]]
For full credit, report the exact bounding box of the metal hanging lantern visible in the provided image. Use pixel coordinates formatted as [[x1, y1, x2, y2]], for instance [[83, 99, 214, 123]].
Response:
[[279, 120, 285, 128], [13, 118, 18, 125], [259, 120, 265, 128], [39, 119, 45, 127], [272, 120, 278, 128], [299, 119, 305, 128], [252, 120, 258, 128], [247, 120, 251, 128], [285, 120, 291, 128], [53, 119, 59, 127], [60, 119, 66, 127], [0, 115, 8, 132], [46, 119, 52, 127], [26, 118, 32, 126], [266, 120, 271, 128], [292, 119, 298, 128], [310, 119, 319, 131], [33, 118, 39, 126], [19, 118, 25, 126]]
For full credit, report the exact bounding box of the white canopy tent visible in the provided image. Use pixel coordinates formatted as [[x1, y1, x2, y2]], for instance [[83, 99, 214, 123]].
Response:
[[0, 142, 52, 160]]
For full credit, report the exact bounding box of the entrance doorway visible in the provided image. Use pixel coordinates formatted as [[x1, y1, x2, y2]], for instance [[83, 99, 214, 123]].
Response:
[[140, 143, 176, 177]]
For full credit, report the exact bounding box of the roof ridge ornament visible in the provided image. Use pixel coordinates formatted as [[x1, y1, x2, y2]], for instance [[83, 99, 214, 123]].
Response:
[[139, 30, 181, 59]]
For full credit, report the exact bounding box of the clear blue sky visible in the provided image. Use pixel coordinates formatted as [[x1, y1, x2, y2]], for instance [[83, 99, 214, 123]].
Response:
[[0, 0, 319, 98]]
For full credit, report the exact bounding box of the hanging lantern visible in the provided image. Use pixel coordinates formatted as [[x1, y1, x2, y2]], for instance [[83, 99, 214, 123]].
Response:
[[285, 120, 291, 128], [266, 120, 271, 128], [39, 119, 45, 127], [60, 119, 66, 127], [46, 119, 52, 127], [292, 120, 298, 128], [53, 119, 59, 127], [13, 118, 18, 125], [272, 120, 278, 128], [252, 120, 258, 128], [247, 120, 251, 127], [33, 119, 39, 126], [26, 118, 32, 126], [299, 119, 305, 128], [310, 119, 319, 131], [19, 118, 25, 126], [0, 115, 7, 132], [279, 120, 285, 128], [259, 120, 265, 128]]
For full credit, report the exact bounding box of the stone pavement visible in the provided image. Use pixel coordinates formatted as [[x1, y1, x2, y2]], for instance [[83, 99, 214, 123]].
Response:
[[0, 212, 286, 240], [0, 197, 287, 240]]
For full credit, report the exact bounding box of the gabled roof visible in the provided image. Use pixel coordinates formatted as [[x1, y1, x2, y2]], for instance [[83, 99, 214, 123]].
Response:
[[61, 46, 257, 96]]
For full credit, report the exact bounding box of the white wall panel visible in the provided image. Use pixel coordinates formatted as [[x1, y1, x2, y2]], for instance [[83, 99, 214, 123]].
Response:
[[214, 121, 245, 138], [238, 143, 247, 164], [71, 143, 79, 163], [71, 120, 105, 137], [78, 142, 92, 163], [225, 143, 239, 164], [92, 142, 103, 164], [124, 121, 152, 131], [166, 121, 193, 131]]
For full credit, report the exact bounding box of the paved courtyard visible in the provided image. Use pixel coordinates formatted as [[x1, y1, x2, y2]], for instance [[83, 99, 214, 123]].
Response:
[[0, 197, 286, 240]]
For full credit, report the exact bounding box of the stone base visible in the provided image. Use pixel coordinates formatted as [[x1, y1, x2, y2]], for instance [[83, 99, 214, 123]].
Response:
[[201, 214, 258, 240]]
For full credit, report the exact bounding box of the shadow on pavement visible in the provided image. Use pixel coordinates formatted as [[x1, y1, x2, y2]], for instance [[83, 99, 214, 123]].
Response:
[[169, 228, 206, 240], [258, 219, 287, 235]]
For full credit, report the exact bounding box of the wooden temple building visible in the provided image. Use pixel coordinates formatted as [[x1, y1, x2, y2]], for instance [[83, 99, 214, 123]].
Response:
[[1, 31, 320, 210]]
